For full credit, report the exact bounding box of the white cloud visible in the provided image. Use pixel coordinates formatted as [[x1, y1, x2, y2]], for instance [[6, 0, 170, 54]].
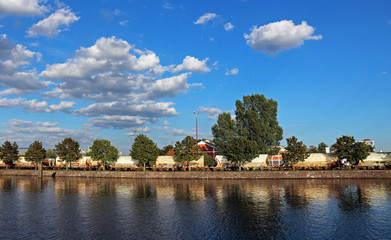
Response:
[[119, 20, 128, 26], [139, 73, 190, 100], [199, 106, 223, 120], [167, 128, 191, 136], [173, 56, 210, 73], [89, 115, 147, 129], [244, 20, 322, 55], [194, 13, 217, 25], [162, 2, 174, 10], [0, 97, 74, 113], [0, 0, 47, 16], [74, 101, 178, 118], [127, 127, 151, 136], [224, 22, 234, 31], [3, 119, 95, 148], [27, 7, 80, 37], [225, 68, 239, 76], [0, 34, 49, 94]]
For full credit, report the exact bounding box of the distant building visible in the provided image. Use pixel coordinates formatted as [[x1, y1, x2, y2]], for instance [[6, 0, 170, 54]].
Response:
[[267, 146, 285, 166], [361, 139, 375, 148], [198, 140, 218, 159]]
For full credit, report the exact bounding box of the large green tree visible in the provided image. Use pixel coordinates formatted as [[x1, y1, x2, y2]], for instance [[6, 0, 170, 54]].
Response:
[[174, 136, 202, 171], [130, 134, 159, 171], [332, 135, 373, 165], [212, 94, 283, 167], [282, 136, 310, 168], [89, 139, 119, 170], [46, 148, 57, 159], [223, 138, 259, 171], [0, 141, 19, 168], [25, 141, 46, 167], [55, 138, 82, 169]]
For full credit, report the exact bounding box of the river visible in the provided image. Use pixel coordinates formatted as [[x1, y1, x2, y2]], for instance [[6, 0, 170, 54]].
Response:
[[0, 176, 390, 239]]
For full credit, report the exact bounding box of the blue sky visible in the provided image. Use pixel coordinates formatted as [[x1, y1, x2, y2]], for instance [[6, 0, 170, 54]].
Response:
[[0, 0, 390, 154]]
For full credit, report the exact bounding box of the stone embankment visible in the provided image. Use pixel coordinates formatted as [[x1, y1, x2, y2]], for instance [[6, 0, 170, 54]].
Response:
[[1, 170, 391, 179]]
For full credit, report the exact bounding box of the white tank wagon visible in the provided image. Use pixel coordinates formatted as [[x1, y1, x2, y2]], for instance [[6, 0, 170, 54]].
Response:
[[155, 155, 205, 170], [294, 153, 339, 170], [110, 156, 138, 171], [215, 154, 268, 170], [356, 152, 391, 169]]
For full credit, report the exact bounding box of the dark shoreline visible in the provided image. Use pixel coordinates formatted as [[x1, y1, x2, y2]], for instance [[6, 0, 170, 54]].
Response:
[[1, 169, 391, 179]]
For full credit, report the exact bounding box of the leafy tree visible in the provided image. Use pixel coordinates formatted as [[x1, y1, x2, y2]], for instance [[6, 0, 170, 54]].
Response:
[[318, 142, 328, 153], [332, 135, 372, 165], [308, 145, 319, 153], [223, 138, 259, 171], [130, 134, 159, 171], [0, 141, 19, 168], [212, 94, 283, 167], [89, 139, 119, 170], [159, 144, 174, 156], [203, 154, 216, 167], [46, 148, 57, 159], [25, 141, 46, 166], [282, 136, 310, 168], [235, 94, 283, 153], [174, 136, 202, 171], [55, 138, 82, 169]]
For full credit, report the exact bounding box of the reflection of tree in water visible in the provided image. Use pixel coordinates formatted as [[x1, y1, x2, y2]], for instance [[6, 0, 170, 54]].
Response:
[[134, 181, 156, 198], [215, 182, 285, 239], [334, 183, 370, 212], [283, 182, 309, 209]]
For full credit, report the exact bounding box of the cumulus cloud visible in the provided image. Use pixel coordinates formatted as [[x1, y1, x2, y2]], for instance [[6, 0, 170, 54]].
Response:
[[0, 34, 50, 95], [0, 97, 74, 112], [0, 0, 47, 16], [224, 22, 234, 31], [127, 127, 151, 136], [3, 119, 95, 148], [194, 13, 217, 25], [74, 101, 178, 118], [90, 115, 147, 129], [173, 56, 210, 73], [27, 7, 80, 37], [244, 20, 322, 55], [225, 68, 239, 76], [167, 128, 192, 136], [199, 106, 223, 120]]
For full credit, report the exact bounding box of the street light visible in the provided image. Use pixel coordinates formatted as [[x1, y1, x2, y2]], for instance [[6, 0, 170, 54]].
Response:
[[193, 111, 199, 142]]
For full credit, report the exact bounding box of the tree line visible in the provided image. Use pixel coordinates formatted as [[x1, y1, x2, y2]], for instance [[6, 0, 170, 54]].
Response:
[[0, 93, 375, 170]]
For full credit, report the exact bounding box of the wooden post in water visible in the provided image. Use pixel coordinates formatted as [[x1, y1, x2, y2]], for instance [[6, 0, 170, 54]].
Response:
[[38, 161, 43, 178]]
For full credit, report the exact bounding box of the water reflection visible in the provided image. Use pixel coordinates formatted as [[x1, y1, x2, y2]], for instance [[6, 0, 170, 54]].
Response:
[[0, 177, 390, 239]]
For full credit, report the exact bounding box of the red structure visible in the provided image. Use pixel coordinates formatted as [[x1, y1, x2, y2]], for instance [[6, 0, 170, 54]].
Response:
[[198, 140, 218, 159]]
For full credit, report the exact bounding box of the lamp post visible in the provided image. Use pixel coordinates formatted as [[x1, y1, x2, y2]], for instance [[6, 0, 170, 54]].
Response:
[[193, 111, 199, 142]]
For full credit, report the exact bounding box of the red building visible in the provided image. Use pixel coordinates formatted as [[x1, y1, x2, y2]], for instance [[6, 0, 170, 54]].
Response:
[[197, 140, 218, 159]]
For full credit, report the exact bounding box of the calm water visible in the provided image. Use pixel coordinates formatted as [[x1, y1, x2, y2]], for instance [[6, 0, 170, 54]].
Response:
[[0, 177, 390, 240]]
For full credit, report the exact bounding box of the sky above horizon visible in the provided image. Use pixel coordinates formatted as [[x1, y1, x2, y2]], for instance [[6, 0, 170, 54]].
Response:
[[0, 0, 390, 154]]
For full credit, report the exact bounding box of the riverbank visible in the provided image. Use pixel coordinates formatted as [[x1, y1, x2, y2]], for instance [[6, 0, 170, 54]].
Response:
[[1, 169, 391, 179]]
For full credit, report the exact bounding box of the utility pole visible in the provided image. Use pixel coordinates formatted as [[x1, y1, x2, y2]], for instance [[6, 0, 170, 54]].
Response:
[[193, 111, 199, 142]]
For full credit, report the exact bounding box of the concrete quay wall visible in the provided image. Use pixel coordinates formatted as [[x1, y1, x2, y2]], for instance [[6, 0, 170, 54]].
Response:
[[1, 170, 391, 179]]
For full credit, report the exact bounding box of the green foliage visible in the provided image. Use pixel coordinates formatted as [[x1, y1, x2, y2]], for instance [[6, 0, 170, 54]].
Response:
[[46, 148, 57, 158], [55, 138, 82, 163], [90, 139, 119, 166], [130, 134, 159, 170], [25, 141, 46, 163], [318, 142, 328, 153], [0, 141, 19, 167], [268, 146, 281, 156], [212, 94, 283, 166], [203, 154, 216, 167], [223, 138, 259, 170], [283, 136, 310, 167], [174, 136, 202, 168], [308, 145, 319, 153], [159, 144, 173, 156], [332, 135, 372, 165], [235, 94, 283, 153]]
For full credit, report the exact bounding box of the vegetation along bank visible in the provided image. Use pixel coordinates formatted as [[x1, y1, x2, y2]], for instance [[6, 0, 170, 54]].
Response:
[[1, 170, 391, 179]]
